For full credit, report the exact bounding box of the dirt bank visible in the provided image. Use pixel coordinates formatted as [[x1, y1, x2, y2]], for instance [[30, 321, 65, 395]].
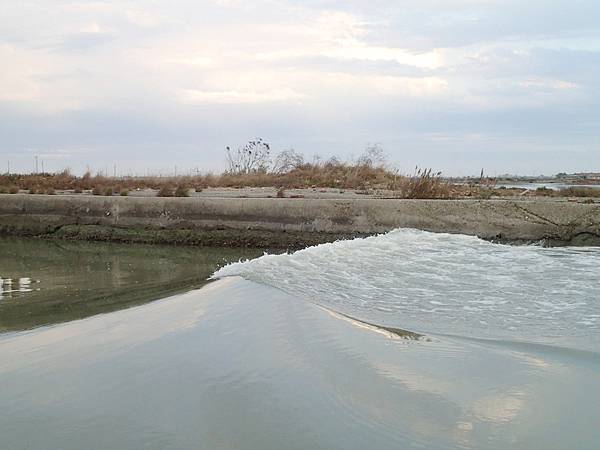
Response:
[[1, 194, 599, 247]]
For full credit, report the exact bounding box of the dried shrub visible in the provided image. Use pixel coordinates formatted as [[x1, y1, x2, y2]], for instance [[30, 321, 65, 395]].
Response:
[[559, 187, 600, 198], [157, 185, 174, 197], [400, 167, 451, 199], [175, 185, 190, 197], [226, 138, 271, 174], [535, 187, 554, 196]]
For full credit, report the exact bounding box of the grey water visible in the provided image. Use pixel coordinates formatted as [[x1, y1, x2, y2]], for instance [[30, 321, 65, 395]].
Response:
[[1, 231, 600, 449]]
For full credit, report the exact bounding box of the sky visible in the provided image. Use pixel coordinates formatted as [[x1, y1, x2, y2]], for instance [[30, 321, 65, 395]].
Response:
[[0, 0, 599, 176]]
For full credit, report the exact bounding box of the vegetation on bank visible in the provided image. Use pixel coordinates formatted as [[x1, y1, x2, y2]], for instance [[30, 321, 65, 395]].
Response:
[[0, 143, 598, 199]]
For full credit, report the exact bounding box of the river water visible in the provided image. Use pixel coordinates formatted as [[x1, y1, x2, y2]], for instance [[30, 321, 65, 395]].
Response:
[[0, 237, 262, 331], [215, 229, 600, 352], [1, 231, 599, 449]]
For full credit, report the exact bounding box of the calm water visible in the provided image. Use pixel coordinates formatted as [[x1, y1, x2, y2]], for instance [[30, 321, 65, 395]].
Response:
[[1, 231, 600, 449], [0, 237, 262, 332]]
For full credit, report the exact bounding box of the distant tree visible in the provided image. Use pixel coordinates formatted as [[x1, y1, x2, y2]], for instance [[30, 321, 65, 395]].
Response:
[[225, 138, 271, 175]]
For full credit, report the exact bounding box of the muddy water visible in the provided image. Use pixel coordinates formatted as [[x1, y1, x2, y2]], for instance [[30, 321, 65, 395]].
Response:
[[0, 237, 262, 332]]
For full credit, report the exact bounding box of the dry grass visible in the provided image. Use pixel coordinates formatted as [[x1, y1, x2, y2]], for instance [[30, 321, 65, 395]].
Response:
[[2, 163, 598, 200]]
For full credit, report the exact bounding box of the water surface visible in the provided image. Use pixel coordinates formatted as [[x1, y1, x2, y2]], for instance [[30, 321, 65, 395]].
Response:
[[2, 231, 600, 449], [496, 182, 600, 191], [1, 278, 599, 450], [0, 237, 262, 332]]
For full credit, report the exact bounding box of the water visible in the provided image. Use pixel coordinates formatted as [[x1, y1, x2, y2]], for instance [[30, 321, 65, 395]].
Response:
[[496, 182, 600, 191], [1, 278, 599, 449], [0, 237, 263, 332], [1, 231, 600, 449], [215, 229, 600, 352]]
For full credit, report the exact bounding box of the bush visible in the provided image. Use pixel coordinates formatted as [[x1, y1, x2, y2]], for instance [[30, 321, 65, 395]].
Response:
[[401, 167, 451, 199], [92, 186, 102, 196], [8, 186, 19, 194], [535, 187, 553, 196], [104, 187, 114, 196], [46, 188, 56, 195], [120, 189, 129, 196], [175, 185, 190, 197], [559, 187, 600, 198], [225, 138, 271, 174], [157, 185, 174, 197], [0, 186, 8, 193]]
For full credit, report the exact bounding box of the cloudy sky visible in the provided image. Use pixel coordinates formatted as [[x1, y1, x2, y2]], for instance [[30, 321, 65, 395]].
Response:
[[1, 0, 598, 176]]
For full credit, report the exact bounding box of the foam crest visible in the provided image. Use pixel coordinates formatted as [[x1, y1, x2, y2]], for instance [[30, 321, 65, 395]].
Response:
[[214, 229, 600, 350]]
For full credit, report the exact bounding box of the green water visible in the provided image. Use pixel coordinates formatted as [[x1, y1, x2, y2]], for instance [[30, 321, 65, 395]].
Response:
[[0, 237, 262, 332]]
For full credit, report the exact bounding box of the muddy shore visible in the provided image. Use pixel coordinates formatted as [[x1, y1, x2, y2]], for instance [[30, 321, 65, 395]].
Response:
[[1, 193, 599, 247]]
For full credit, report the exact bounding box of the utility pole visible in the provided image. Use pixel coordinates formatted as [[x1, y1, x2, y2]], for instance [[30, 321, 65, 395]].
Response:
[[113, 163, 117, 178], [41, 160, 44, 174], [7, 161, 9, 175]]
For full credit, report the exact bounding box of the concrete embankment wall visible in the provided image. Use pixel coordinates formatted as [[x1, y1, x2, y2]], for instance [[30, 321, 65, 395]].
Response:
[[1, 194, 599, 247]]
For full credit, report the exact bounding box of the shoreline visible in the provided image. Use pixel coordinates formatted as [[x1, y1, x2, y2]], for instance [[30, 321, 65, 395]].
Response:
[[1, 193, 599, 247]]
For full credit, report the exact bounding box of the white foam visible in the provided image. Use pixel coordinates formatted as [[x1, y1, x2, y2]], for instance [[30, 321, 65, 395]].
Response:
[[214, 229, 600, 350]]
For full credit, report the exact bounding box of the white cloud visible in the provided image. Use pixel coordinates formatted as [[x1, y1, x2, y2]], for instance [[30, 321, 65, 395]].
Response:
[[0, 0, 599, 174], [518, 77, 578, 90], [179, 88, 306, 104]]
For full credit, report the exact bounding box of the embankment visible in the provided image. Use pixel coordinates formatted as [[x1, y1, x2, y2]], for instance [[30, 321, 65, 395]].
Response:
[[1, 194, 599, 247]]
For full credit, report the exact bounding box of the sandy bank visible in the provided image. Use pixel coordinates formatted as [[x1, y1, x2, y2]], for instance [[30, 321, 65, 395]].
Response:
[[1, 193, 599, 247]]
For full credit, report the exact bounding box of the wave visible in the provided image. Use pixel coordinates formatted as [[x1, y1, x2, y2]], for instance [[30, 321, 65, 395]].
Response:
[[213, 229, 600, 351]]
